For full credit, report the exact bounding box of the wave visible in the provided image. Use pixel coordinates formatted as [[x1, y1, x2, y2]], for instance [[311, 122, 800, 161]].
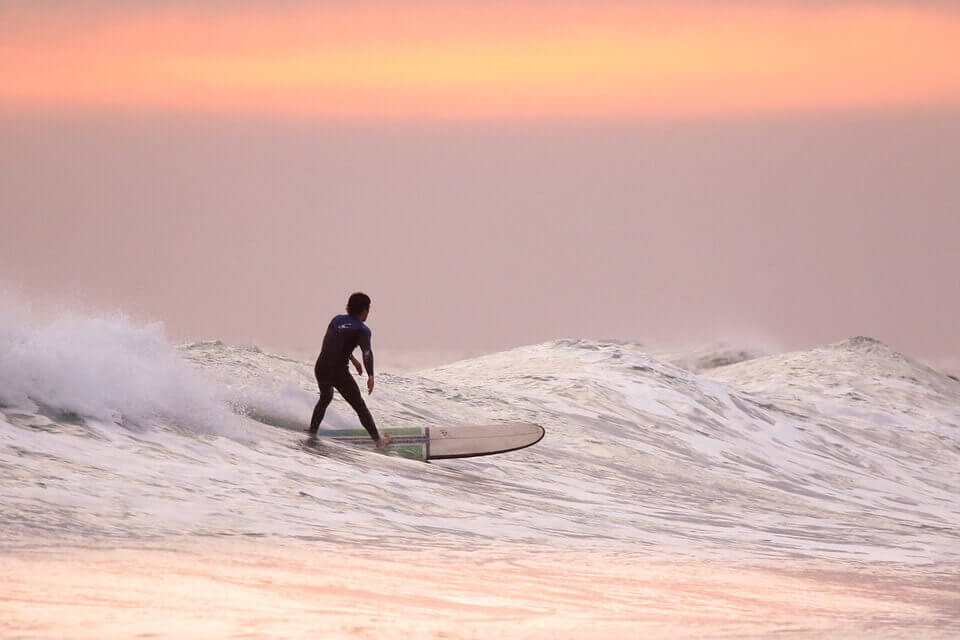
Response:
[[0, 306, 241, 436], [1, 304, 958, 564]]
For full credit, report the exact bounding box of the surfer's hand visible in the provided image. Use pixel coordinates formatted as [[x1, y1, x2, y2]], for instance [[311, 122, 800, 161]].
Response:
[[367, 375, 375, 394], [376, 434, 392, 448], [353, 361, 363, 375]]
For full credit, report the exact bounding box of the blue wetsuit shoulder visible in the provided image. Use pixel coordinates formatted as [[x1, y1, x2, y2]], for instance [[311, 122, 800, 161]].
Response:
[[316, 314, 374, 375]]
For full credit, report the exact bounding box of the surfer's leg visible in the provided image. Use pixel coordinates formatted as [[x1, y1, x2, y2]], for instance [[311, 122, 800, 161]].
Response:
[[309, 383, 334, 433], [334, 372, 380, 441]]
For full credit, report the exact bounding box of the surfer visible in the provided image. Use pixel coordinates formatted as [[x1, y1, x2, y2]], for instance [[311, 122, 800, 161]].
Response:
[[309, 292, 391, 448]]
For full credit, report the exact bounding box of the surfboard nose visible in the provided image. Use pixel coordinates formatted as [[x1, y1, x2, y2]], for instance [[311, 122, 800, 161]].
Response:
[[427, 422, 545, 460]]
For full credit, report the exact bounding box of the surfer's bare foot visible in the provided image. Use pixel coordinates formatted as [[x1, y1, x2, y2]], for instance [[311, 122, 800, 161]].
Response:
[[376, 434, 392, 448]]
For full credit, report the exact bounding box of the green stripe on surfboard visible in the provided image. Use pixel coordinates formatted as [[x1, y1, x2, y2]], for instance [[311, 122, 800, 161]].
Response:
[[322, 427, 425, 438], [320, 427, 427, 461]]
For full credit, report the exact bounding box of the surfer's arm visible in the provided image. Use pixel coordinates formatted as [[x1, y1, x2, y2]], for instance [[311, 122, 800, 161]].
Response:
[[358, 330, 374, 378], [350, 354, 363, 375]]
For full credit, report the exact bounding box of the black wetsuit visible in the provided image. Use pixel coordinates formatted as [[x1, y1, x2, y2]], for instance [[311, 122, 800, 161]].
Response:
[[309, 314, 379, 440]]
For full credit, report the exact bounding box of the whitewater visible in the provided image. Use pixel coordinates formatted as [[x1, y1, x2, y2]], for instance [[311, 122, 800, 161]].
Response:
[[2, 308, 959, 638]]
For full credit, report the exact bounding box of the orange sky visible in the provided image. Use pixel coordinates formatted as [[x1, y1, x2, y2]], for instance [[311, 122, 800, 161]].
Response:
[[3, 2, 960, 119]]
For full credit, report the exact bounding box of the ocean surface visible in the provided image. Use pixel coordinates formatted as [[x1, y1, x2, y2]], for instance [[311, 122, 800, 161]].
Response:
[[1, 310, 959, 637]]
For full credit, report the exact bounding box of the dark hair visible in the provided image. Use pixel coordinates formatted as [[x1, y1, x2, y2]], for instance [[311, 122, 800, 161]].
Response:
[[346, 292, 371, 315]]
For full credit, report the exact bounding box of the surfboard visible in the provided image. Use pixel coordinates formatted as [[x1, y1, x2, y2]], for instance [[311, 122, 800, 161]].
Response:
[[319, 423, 545, 461]]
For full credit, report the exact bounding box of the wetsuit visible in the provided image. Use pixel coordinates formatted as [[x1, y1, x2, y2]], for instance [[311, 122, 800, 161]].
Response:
[[309, 314, 379, 440]]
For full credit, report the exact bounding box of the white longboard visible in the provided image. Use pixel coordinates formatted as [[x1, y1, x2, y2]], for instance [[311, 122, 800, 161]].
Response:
[[320, 423, 544, 461]]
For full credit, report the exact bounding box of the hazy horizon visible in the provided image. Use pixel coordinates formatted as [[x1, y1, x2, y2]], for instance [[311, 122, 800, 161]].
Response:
[[2, 1, 959, 363], [3, 106, 958, 363]]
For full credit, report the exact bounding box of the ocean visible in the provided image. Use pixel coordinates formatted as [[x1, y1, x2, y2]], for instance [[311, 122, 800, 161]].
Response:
[[1, 309, 958, 638]]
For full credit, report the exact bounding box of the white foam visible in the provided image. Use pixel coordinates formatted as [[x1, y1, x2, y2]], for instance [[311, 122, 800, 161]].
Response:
[[0, 297, 241, 436], [2, 316, 959, 564]]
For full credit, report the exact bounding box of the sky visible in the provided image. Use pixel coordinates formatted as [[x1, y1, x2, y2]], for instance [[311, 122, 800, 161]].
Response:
[[2, 1, 959, 362], [3, 2, 960, 118]]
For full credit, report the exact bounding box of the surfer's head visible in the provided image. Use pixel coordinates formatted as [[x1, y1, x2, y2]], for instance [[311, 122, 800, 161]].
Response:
[[347, 292, 371, 320]]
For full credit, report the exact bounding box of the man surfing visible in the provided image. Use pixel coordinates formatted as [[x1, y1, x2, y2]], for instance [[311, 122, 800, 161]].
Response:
[[309, 292, 391, 448]]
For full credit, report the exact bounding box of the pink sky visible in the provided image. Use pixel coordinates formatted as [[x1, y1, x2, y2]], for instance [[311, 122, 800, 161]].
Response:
[[1, 2, 959, 361], [3, 2, 960, 118]]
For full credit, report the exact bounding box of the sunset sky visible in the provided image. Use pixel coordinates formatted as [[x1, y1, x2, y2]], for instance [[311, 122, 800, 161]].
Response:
[[4, 1, 960, 119], [2, 1, 959, 362]]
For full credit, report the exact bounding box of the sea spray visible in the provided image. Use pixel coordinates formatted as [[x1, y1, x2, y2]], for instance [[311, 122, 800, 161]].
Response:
[[0, 301, 241, 436]]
